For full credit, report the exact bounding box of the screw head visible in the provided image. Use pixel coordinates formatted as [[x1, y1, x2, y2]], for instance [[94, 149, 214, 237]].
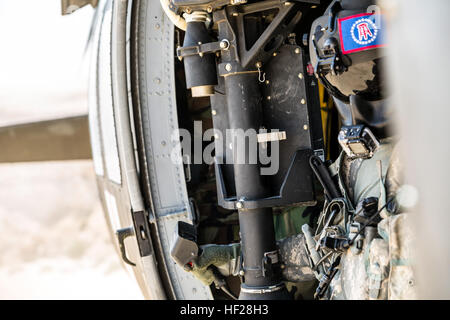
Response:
[[211, 109, 217, 116], [225, 63, 232, 72], [295, 48, 301, 54], [220, 39, 230, 50], [301, 98, 306, 104], [303, 124, 309, 130], [236, 201, 243, 209]]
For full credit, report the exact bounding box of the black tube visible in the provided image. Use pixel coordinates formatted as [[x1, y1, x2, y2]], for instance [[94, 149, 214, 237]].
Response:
[[224, 73, 289, 299], [182, 21, 218, 91]]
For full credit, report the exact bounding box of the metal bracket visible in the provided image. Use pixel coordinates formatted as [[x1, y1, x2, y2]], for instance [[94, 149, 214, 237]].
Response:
[[177, 40, 224, 59], [261, 250, 280, 277], [131, 211, 154, 257]]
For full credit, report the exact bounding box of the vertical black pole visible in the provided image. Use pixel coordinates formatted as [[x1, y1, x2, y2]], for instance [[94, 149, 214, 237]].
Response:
[[224, 73, 289, 299]]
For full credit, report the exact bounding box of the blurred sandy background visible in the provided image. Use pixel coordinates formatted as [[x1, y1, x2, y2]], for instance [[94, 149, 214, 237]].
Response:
[[0, 1, 142, 299]]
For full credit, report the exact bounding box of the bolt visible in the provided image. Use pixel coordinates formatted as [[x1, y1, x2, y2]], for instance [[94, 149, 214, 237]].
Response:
[[295, 48, 301, 54], [220, 39, 230, 50], [265, 80, 270, 85], [267, 96, 271, 100], [211, 109, 217, 116], [301, 98, 306, 104], [236, 201, 243, 209], [273, 52, 277, 57], [225, 63, 232, 71], [298, 73, 303, 79], [303, 124, 309, 130], [255, 61, 262, 68]]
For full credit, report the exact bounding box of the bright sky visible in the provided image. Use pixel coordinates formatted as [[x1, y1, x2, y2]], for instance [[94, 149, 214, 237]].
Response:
[[0, 0, 94, 124]]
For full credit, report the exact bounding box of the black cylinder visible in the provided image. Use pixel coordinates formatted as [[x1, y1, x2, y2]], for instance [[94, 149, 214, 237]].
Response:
[[182, 21, 217, 94], [224, 73, 289, 299]]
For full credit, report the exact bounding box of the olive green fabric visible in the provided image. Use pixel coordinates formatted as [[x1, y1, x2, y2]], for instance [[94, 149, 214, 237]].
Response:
[[190, 243, 241, 286], [274, 206, 309, 241]]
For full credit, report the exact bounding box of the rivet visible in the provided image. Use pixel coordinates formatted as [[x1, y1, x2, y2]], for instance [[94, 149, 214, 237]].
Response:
[[298, 73, 303, 79], [265, 80, 270, 85], [267, 96, 271, 100], [295, 48, 301, 54], [303, 124, 308, 130], [273, 52, 278, 57], [301, 98, 306, 104], [211, 109, 217, 116]]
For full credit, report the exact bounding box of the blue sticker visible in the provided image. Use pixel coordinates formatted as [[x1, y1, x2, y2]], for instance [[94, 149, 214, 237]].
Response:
[[338, 13, 386, 54]]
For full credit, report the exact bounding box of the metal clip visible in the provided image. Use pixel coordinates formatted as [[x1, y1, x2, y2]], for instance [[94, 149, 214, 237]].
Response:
[[256, 62, 266, 83]]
